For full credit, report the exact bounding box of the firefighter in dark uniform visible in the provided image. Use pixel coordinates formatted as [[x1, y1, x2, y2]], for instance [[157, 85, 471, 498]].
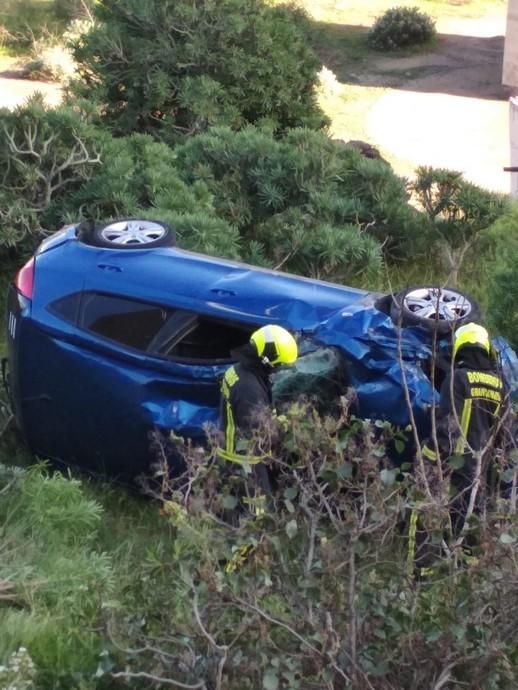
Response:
[[219, 324, 298, 512], [421, 322, 505, 534], [409, 323, 506, 574]]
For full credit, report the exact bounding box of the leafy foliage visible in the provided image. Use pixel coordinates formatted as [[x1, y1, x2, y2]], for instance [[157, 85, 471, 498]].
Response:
[[175, 126, 424, 280], [71, 0, 327, 139], [412, 166, 509, 286], [0, 464, 113, 688], [112, 401, 518, 690], [0, 95, 104, 250], [368, 6, 436, 51], [58, 132, 242, 257], [0, 100, 240, 258], [487, 243, 518, 350], [0, 97, 424, 282]]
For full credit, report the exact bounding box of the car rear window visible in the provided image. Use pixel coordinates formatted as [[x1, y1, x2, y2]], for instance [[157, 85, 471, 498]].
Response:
[[50, 292, 256, 362], [80, 293, 174, 351]]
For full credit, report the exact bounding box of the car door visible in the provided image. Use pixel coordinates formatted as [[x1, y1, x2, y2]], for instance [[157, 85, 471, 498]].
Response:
[[45, 290, 258, 478]]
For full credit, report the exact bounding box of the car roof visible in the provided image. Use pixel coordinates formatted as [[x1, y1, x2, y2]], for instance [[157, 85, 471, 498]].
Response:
[[34, 226, 373, 331]]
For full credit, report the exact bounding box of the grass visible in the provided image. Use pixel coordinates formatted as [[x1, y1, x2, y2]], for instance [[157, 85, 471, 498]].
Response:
[[0, 452, 173, 687], [0, 258, 172, 689], [0, 0, 67, 55], [285, 0, 507, 25]]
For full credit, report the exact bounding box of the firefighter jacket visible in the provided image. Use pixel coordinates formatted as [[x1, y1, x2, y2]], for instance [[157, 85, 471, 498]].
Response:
[[421, 348, 505, 466], [219, 344, 273, 465]]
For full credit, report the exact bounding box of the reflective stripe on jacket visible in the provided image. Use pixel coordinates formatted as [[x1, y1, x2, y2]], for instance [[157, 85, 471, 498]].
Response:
[[219, 356, 272, 465], [421, 364, 504, 463]]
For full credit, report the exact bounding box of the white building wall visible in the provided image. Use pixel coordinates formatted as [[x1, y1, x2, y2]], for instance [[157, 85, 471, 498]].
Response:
[[504, 0, 518, 195], [511, 97, 518, 196], [504, 0, 518, 88]]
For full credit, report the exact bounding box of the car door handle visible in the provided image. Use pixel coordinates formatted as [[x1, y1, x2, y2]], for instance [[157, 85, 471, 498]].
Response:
[[97, 264, 123, 272], [210, 288, 236, 297]]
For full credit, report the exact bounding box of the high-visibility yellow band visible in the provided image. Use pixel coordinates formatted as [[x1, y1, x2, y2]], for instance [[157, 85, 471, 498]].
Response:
[[217, 448, 266, 466], [422, 444, 438, 462], [407, 508, 419, 574], [455, 398, 472, 455]]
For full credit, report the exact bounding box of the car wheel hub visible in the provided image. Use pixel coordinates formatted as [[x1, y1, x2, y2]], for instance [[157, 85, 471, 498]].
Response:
[[100, 220, 167, 245], [403, 287, 472, 321]]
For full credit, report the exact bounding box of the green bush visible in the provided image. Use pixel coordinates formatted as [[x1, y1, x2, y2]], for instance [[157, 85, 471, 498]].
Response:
[[0, 100, 240, 259], [71, 0, 327, 140], [107, 403, 518, 690], [175, 126, 424, 280], [0, 0, 62, 47], [412, 166, 509, 287], [53, 0, 95, 21], [368, 6, 436, 51], [487, 245, 518, 350], [0, 464, 112, 687], [57, 132, 242, 258], [0, 95, 105, 251]]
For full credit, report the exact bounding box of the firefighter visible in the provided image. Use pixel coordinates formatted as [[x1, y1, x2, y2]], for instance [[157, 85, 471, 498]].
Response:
[[409, 323, 507, 575], [219, 324, 298, 512], [421, 322, 505, 534]]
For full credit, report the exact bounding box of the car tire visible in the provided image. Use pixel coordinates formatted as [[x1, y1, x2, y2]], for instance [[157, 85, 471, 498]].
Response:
[[81, 218, 175, 249], [390, 285, 482, 335]]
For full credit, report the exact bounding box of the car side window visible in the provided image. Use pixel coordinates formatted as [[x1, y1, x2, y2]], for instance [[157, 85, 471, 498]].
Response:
[[50, 292, 255, 362], [162, 316, 253, 362], [80, 293, 173, 352]]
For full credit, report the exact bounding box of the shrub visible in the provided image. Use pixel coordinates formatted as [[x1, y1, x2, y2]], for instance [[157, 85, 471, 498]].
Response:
[[487, 245, 518, 349], [53, 0, 96, 21], [21, 19, 92, 82], [107, 402, 518, 690], [368, 6, 436, 51], [0, 100, 240, 258], [57, 132, 242, 258], [71, 0, 327, 139], [0, 464, 113, 687], [412, 166, 509, 286], [175, 126, 424, 280], [0, 95, 105, 251]]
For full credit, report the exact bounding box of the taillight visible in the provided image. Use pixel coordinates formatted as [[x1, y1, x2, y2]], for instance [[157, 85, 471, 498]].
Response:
[[15, 257, 35, 299]]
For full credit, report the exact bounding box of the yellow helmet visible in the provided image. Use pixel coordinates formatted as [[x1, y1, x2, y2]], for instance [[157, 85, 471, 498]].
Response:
[[453, 322, 491, 359], [250, 325, 298, 367]]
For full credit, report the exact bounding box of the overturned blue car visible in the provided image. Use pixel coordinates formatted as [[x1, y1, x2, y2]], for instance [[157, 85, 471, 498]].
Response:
[[4, 219, 516, 479]]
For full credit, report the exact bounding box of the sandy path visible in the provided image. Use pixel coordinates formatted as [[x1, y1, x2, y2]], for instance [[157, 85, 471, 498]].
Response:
[[322, 8, 512, 193], [0, 57, 62, 109]]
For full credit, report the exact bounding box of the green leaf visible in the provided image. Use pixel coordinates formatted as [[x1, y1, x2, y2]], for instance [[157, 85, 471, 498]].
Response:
[[380, 468, 396, 485], [336, 463, 353, 479], [222, 495, 238, 510], [500, 533, 515, 544], [447, 455, 465, 470], [394, 439, 405, 454], [286, 519, 298, 539], [283, 486, 298, 500], [263, 671, 279, 690]]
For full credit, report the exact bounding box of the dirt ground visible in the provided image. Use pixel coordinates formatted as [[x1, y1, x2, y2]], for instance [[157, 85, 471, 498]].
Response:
[[0, 2, 512, 192], [317, 6, 511, 192], [0, 56, 62, 109]]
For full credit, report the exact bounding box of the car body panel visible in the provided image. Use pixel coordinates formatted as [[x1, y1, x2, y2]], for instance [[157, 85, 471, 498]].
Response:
[[6, 224, 518, 478]]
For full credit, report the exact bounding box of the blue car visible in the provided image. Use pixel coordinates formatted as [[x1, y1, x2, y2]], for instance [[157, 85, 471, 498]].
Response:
[[4, 219, 513, 479]]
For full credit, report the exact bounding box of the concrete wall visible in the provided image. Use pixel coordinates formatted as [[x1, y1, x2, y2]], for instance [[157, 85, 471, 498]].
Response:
[[504, 0, 518, 88], [511, 97, 518, 196], [505, 1, 518, 195]]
